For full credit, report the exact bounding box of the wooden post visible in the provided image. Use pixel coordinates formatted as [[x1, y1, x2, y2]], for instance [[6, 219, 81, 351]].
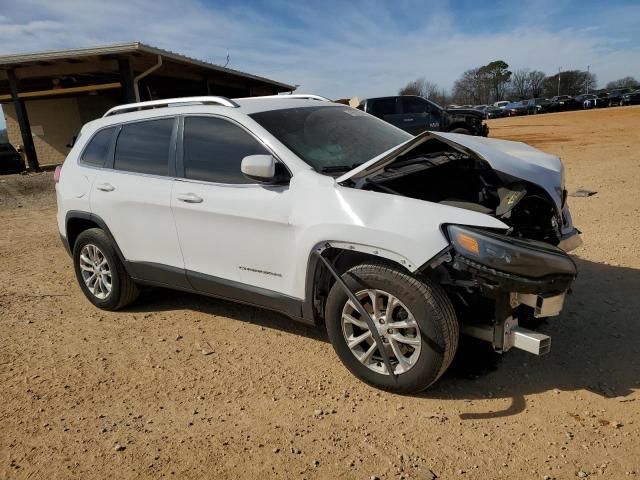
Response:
[[7, 69, 39, 172], [118, 58, 136, 103]]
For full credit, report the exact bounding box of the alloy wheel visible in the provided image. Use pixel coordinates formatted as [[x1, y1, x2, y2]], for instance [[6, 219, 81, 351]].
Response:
[[341, 289, 421, 375], [79, 244, 112, 299]]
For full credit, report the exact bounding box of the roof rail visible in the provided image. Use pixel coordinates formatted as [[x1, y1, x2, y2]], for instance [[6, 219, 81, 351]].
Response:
[[283, 94, 331, 102], [103, 96, 239, 117], [238, 93, 332, 102]]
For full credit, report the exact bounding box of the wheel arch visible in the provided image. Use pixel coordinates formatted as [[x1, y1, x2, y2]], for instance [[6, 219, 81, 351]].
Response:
[[303, 242, 414, 326], [446, 122, 474, 134], [65, 211, 130, 272]]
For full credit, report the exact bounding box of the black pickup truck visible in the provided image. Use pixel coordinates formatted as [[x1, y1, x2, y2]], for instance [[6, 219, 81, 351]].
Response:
[[358, 95, 489, 136]]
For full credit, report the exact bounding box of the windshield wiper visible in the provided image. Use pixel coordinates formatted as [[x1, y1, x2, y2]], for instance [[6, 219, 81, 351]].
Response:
[[319, 163, 363, 173]]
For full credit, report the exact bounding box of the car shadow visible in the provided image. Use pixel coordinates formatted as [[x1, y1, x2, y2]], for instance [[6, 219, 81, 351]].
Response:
[[128, 286, 329, 343], [127, 258, 639, 418]]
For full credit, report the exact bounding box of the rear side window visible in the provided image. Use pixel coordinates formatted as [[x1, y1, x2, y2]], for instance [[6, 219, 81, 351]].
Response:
[[369, 98, 396, 116], [401, 97, 429, 114], [114, 118, 174, 176], [182, 116, 268, 184], [80, 127, 115, 167]]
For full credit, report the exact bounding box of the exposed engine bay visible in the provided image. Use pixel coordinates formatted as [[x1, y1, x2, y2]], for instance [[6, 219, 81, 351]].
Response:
[[357, 139, 563, 245], [333, 132, 581, 358]]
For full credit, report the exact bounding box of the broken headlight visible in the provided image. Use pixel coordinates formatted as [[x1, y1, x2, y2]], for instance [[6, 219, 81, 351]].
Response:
[[446, 225, 577, 279]]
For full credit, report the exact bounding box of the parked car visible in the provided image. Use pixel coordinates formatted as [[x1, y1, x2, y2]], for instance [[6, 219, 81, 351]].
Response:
[[0, 143, 25, 174], [549, 95, 580, 111], [475, 105, 507, 119], [525, 98, 551, 114], [56, 94, 581, 393], [487, 106, 508, 118], [359, 95, 489, 136], [573, 94, 598, 109], [606, 88, 634, 107], [493, 101, 510, 109], [592, 93, 610, 108], [622, 89, 640, 105], [504, 101, 528, 116]]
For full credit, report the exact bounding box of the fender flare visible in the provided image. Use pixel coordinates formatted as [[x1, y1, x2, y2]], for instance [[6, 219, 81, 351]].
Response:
[[64, 210, 133, 276], [302, 241, 417, 325]]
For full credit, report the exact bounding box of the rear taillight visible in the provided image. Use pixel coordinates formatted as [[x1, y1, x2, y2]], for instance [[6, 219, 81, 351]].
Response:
[[54, 165, 62, 183]]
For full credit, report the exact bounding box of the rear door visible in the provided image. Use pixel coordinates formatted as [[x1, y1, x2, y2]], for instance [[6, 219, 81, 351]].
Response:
[[89, 117, 185, 281], [170, 115, 297, 301]]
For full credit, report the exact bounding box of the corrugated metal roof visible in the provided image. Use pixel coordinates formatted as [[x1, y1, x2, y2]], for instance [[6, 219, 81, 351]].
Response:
[[0, 42, 295, 91]]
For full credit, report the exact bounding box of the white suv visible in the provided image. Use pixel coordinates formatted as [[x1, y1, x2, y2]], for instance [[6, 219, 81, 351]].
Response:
[[56, 95, 582, 393]]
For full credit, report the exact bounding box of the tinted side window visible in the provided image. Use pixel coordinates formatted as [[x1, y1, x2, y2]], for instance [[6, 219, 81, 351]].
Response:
[[401, 97, 429, 114], [80, 127, 115, 167], [114, 119, 174, 176], [369, 98, 396, 116], [183, 116, 268, 184]]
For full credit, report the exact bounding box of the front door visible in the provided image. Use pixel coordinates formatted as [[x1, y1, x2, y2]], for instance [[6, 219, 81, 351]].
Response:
[[170, 116, 298, 307]]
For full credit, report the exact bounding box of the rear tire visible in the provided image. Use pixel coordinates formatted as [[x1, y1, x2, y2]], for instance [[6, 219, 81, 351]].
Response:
[[450, 127, 471, 135], [325, 262, 458, 393], [73, 228, 139, 310]]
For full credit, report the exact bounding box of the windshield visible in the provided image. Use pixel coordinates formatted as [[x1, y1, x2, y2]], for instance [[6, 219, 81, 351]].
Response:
[[250, 106, 411, 172]]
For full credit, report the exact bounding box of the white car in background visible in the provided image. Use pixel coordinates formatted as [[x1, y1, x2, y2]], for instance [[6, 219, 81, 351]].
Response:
[[55, 94, 581, 393]]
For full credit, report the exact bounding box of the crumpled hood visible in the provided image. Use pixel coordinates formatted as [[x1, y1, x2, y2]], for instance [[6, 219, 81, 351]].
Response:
[[337, 131, 564, 211]]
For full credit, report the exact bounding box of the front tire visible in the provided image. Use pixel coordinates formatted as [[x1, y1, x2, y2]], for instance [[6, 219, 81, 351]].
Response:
[[325, 263, 459, 393], [450, 127, 471, 135], [73, 228, 139, 310]]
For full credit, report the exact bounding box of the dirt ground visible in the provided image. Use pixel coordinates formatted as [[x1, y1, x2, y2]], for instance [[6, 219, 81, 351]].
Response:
[[1, 106, 639, 480]]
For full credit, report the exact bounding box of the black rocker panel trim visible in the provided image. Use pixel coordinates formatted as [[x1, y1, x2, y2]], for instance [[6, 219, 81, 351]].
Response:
[[126, 261, 308, 323], [186, 269, 306, 322], [126, 261, 191, 290]]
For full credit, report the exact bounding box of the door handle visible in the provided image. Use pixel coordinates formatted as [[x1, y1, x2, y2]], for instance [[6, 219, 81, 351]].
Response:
[[96, 182, 115, 192], [403, 118, 415, 122], [177, 192, 203, 204]]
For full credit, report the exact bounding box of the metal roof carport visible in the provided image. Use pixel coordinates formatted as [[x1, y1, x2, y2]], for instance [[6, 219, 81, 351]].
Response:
[[0, 42, 295, 170]]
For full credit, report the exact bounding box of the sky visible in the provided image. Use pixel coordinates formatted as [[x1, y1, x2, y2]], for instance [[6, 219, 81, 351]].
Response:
[[1, 0, 639, 129]]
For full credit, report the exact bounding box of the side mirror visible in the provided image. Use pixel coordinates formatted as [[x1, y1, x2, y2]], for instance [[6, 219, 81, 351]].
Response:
[[241, 154, 276, 182]]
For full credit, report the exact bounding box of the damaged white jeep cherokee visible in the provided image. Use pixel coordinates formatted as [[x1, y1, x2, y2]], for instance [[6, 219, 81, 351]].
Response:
[[56, 95, 582, 393]]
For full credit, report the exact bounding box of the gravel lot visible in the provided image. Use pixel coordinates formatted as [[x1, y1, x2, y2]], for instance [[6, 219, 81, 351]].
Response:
[[1, 106, 639, 479]]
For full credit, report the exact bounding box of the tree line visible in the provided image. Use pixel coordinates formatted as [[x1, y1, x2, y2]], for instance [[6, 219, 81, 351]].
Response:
[[399, 60, 638, 106]]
